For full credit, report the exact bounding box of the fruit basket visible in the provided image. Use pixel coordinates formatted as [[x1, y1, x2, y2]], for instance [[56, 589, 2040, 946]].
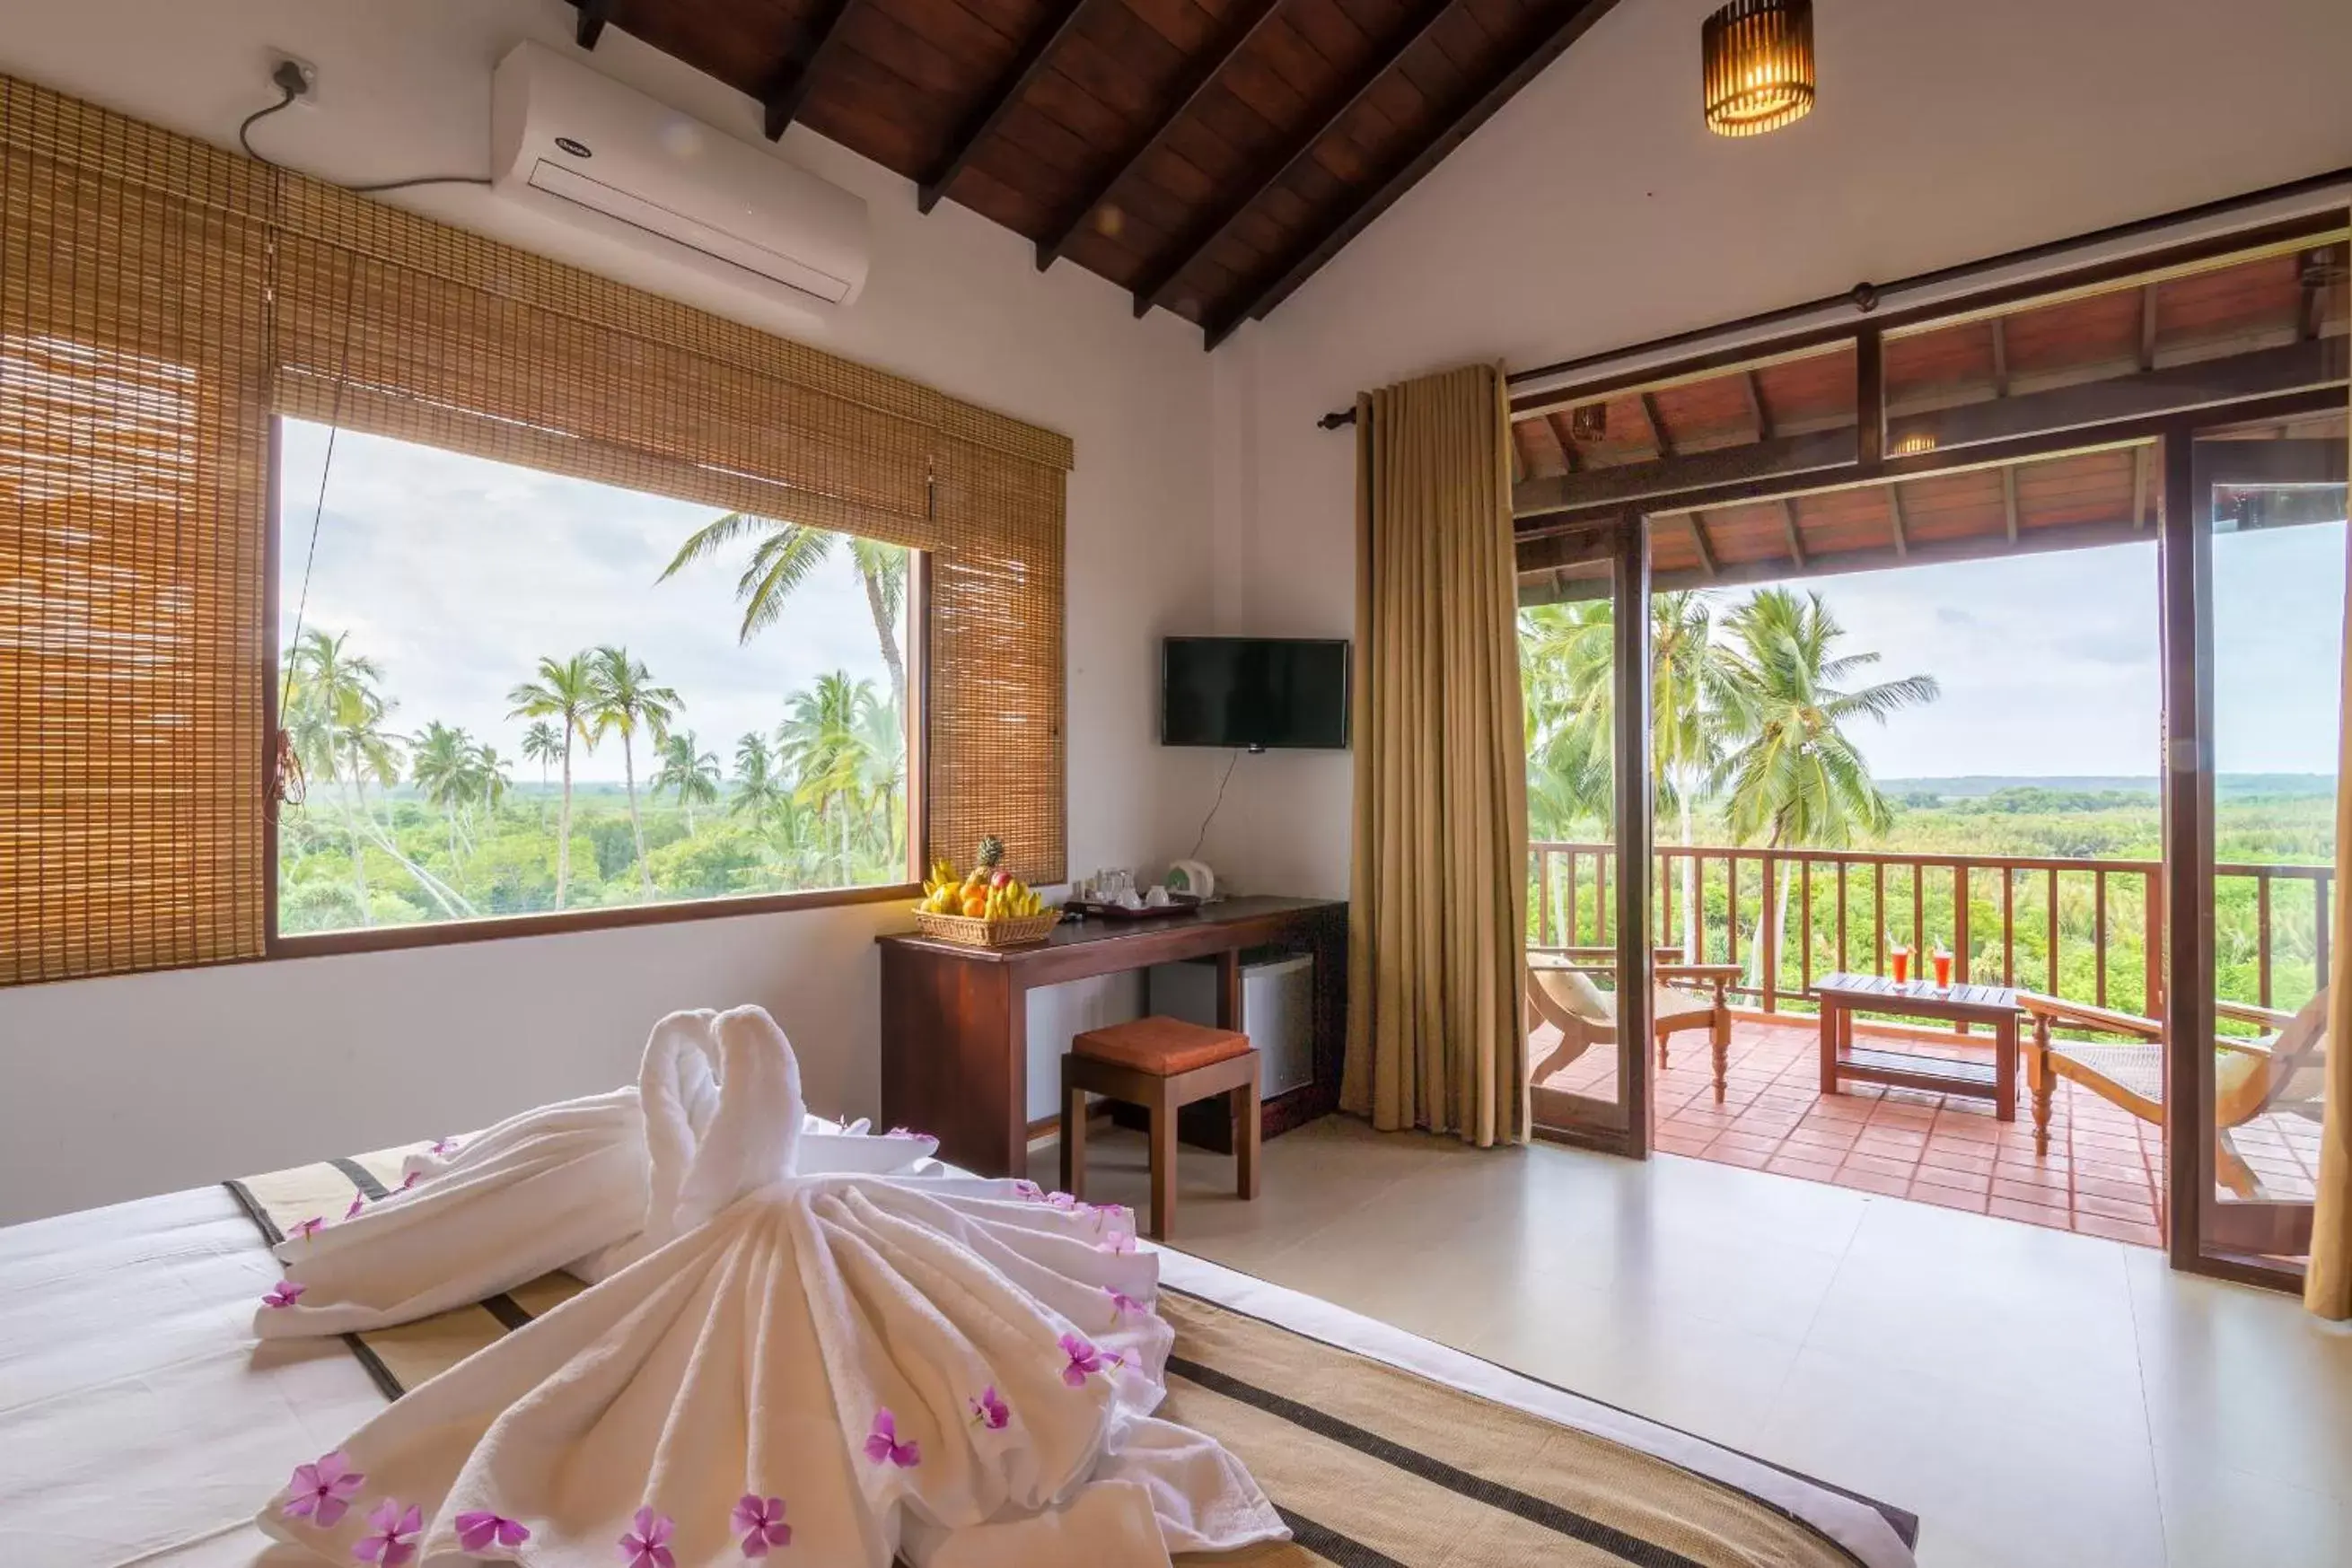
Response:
[[910, 908, 1062, 948], [910, 836, 1059, 947]]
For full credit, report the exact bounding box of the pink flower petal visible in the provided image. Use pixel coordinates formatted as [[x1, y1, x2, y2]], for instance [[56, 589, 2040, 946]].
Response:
[[262, 1279, 305, 1308], [345, 1194, 367, 1220]]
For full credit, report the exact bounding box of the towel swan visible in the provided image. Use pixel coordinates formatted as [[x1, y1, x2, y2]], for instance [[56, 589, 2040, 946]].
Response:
[[252, 1006, 1285, 1567]]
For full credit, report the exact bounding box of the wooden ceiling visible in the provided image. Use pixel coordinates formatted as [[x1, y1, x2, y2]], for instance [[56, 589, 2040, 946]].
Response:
[[1513, 236, 2352, 600], [567, 0, 1622, 347]]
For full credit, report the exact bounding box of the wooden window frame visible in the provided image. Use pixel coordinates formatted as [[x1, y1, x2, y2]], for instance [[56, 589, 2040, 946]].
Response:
[[262, 416, 927, 963]]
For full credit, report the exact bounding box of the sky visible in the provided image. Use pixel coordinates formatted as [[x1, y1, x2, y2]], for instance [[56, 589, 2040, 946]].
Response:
[[1717, 518, 2345, 782], [277, 420, 899, 784]]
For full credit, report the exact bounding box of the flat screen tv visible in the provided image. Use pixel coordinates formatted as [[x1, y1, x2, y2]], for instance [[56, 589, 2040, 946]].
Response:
[[1161, 637, 1350, 750]]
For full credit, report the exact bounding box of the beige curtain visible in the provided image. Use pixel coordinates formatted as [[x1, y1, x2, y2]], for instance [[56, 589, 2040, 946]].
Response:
[[1342, 364, 1529, 1145], [2304, 401, 2352, 1318]]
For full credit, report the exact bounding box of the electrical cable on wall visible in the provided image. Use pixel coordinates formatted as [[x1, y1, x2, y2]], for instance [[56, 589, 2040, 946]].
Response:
[[240, 64, 493, 194], [1189, 749, 1241, 860]]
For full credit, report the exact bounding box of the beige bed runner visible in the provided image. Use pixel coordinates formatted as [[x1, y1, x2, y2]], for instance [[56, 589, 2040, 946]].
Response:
[[232, 1152, 1874, 1568]]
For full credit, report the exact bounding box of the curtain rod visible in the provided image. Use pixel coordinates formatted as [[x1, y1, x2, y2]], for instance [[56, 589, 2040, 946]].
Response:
[[1316, 162, 2352, 430]]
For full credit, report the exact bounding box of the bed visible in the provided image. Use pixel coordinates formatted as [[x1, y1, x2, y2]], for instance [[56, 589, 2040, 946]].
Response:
[[0, 1151, 1919, 1568]]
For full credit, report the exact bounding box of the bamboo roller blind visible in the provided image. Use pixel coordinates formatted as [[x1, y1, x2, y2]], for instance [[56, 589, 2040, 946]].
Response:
[[0, 74, 1070, 986]]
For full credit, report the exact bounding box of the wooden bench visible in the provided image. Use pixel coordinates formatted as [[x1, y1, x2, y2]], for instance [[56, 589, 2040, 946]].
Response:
[[1062, 1016, 1259, 1240]]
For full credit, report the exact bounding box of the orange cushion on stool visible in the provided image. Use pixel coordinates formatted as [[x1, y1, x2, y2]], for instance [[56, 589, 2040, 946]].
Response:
[[1073, 1016, 1251, 1076]]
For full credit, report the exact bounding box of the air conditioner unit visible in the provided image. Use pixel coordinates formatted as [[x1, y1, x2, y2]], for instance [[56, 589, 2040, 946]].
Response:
[[490, 41, 870, 318]]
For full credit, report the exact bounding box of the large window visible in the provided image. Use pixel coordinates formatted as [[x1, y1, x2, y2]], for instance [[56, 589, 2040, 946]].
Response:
[[273, 422, 914, 937]]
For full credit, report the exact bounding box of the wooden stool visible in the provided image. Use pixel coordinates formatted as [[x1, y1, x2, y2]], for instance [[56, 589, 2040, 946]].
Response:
[[1061, 1016, 1259, 1240]]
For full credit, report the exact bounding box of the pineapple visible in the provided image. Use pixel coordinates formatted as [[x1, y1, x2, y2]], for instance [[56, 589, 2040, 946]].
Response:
[[966, 835, 1004, 890]]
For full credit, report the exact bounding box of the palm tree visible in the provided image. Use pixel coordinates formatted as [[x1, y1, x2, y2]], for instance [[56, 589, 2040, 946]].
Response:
[[729, 732, 786, 823], [467, 741, 513, 832], [285, 629, 403, 924], [1714, 587, 1940, 990], [659, 516, 910, 711], [587, 644, 681, 897], [854, 696, 908, 867], [520, 720, 562, 823], [777, 670, 879, 882], [1521, 592, 1737, 955], [654, 730, 722, 835], [408, 721, 477, 866], [507, 653, 599, 908]]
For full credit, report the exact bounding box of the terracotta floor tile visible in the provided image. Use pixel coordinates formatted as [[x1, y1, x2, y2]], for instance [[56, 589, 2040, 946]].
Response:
[[1830, 1166, 1911, 1197], [2074, 1192, 2160, 1224], [2071, 1212, 2165, 1247], [1905, 1181, 1990, 1213], [1990, 1177, 2071, 1209], [1579, 1015, 2189, 1250], [1988, 1196, 2076, 1230], [2075, 1174, 2157, 1205], [1909, 1162, 1993, 1196]]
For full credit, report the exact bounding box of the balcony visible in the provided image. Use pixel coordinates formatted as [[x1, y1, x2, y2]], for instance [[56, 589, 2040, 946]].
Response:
[[1528, 839, 2331, 1246]]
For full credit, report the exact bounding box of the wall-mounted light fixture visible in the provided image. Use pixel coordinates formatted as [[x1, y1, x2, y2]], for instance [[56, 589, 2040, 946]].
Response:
[[1702, 0, 1815, 138]]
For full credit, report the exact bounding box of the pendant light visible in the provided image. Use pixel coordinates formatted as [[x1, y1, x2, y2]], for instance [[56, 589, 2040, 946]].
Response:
[[1702, 0, 1815, 138]]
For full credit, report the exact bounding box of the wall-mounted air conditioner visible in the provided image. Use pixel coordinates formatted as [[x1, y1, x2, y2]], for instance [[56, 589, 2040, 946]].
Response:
[[490, 41, 870, 318]]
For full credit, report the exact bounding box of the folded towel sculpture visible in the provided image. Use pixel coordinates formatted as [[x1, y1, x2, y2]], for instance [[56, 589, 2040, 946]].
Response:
[[251, 1005, 1286, 1568]]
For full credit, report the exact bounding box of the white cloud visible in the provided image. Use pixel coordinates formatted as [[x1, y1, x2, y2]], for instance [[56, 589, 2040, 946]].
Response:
[[1732, 522, 2341, 782], [278, 421, 898, 784]]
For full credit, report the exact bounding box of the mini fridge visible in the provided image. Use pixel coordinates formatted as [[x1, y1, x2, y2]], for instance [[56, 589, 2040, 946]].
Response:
[[1145, 950, 1315, 1097]]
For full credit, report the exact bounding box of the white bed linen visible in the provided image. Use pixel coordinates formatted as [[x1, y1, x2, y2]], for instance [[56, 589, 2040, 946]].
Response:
[[0, 1185, 1915, 1568]]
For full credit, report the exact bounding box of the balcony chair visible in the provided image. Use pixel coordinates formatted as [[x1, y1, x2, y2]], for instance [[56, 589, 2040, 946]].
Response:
[[1525, 946, 1744, 1102], [2016, 988, 2330, 1196]]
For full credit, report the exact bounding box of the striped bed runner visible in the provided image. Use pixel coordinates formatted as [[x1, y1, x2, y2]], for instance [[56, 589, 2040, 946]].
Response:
[[231, 1152, 1887, 1568]]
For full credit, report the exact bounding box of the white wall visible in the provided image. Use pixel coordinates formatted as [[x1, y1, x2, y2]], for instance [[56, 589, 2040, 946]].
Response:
[[1203, 0, 2352, 898], [0, 0, 1222, 1222]]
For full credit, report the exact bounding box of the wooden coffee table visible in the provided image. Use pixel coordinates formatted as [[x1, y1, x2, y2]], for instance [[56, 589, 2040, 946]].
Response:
[[1814, 971, 2024, 1120]]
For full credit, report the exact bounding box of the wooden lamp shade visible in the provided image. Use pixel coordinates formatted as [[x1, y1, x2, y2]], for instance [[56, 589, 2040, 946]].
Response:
[[1702, 0, 1815, 138]]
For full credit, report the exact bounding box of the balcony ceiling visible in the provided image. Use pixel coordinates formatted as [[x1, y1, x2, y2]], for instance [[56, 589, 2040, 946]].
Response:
[[566, 0, 1622, 348], [1514, 238, 2352, 601]]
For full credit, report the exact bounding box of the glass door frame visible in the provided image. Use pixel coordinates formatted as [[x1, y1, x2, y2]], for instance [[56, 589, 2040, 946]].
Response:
[[2162, 410, 2342, 1288], [1528, 511, 1656, 1159]]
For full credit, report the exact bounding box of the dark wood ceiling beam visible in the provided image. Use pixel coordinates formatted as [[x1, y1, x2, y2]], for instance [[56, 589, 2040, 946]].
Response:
[[1035, 0, 1286, 272], [2297, 246, 2338, 340], [1547, 412, 1580, 472], [919, 0, 1094, 214], [1988, 317, 2010, 396], [2137, 285, 2160, 372], [1778, 497, 1807, 566], [1513, 428, 1854, 516], [2130, 444, 2149, 529], [1884, 337, 2339, 453], [575, 0, 612, 50], [2001, 464, 2020, 543], [1687, 512, 1719, 577], [1637, 392, 1672, 460], [1137, 0, 1461, 322], [762, 0, 861, 141], [1887, 483, 1909, 557], [1204, 0, 1626, 346], [1745, 371, 1773, 441]]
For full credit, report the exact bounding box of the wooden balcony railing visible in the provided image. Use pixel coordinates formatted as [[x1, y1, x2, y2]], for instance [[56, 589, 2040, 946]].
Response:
[[1529, 840, 2333, 1021]]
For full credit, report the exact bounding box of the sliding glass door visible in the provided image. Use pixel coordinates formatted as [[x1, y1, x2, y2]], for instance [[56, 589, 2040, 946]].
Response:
[[1522, 515, 1655, 1153], [2172, 411, 2346, 1280]]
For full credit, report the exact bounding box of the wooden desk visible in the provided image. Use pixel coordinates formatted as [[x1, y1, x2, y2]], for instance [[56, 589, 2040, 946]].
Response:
[[1814, 971, 2023, 1120], [878, 896, 1347, 1177]]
